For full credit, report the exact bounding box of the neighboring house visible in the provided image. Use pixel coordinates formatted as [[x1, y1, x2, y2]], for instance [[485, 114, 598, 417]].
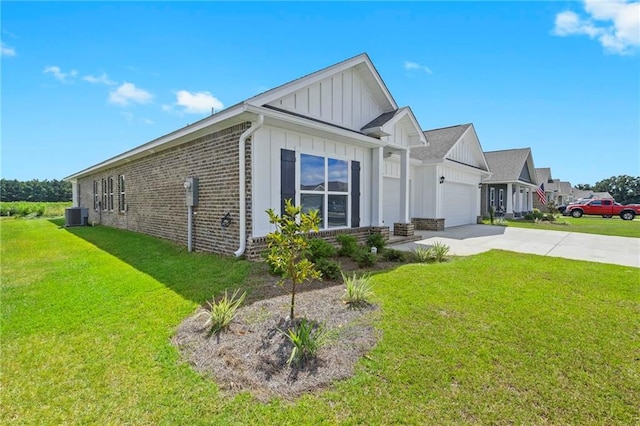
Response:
[[409, 123, 490, 229], [481, 148, 539, 218], [534, 168, 576, 208], [65, 53, 433, 259]]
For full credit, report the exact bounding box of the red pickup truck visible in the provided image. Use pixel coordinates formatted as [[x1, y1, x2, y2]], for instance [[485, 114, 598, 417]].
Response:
[[564, 199, 640, 220]]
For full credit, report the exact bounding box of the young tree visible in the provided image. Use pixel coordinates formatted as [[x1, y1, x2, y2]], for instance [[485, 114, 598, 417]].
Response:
[[265, 199, 321, 321]]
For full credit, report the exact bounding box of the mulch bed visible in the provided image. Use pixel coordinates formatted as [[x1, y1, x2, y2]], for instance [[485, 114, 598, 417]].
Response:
[[172, 283, 380, 401]]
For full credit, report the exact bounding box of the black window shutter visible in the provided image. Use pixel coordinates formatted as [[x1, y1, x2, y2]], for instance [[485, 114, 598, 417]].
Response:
[[281, 149, 296, 215], [351, 161, 360, 227]]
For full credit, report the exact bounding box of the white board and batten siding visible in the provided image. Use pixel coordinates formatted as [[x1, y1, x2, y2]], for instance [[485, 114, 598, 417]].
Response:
[[252, 126, 371, 237], [266, 68, 384, 132], [447, 131, 486, 169]]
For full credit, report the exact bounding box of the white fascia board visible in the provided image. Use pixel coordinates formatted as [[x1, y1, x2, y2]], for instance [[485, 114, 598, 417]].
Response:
[[244, 104, 385, 148], [248, 54, 397, 111], [381, 107, 427, 145], [65, 103, 250, 180]]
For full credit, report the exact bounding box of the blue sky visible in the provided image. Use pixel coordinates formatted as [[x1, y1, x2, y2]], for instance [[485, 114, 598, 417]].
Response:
[[2, 1, 639, 186]]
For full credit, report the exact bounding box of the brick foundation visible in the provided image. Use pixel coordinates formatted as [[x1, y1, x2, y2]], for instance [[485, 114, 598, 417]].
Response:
[[245, 226, 390, 261], [411, 217, 445, 231], [393, 222, 415, 237]]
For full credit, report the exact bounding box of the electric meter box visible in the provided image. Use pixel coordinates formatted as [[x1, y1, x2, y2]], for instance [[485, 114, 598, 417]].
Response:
[[184, 177, 199, 207]]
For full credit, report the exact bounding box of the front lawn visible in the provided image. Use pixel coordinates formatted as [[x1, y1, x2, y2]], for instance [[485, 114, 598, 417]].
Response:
[[486, 215, 640, 238], [2, 219, 638, 424]]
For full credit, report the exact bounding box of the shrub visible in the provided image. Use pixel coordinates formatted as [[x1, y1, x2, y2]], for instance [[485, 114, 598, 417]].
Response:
[[266, 199, 321, 320], [354, 248, 377, 268], [306, 238, 337, 262], [315, 258, 342, 281], [365, 233, 386, 251], [430, 241, 450, 262], [410, 241, 450, 263], [382, 248, 406, 262], [525, 209, 544, 221], [336, 234, 358, 257], [342, 273, 373, 307], [280, 318, 326, 366], [410, 246, 432, 263], [197, 289, 247, 335]]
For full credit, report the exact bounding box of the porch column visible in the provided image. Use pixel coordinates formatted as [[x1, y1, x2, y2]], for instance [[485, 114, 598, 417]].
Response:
[[529, 189, 534, 211], [371, 147, 384, 226], [399, 148, 410, 223], [506, 183, 513, 214]]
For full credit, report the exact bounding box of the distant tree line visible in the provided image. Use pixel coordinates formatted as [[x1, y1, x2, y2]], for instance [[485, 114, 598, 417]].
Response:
[[0, 179, 72, 202], [575, 175, 640, 205]]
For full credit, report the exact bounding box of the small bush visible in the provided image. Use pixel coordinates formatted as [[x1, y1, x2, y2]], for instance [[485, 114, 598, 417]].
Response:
[[430, 241, 450, 262], [306, 238, 337, 262], [315, 258, 342, 280], [410, 242, 450, 263], [365, 233, 386, 251], [382, 248, 406, 262], [354, 248, 377, 268], [197, 289, 247, 335], [280, 318, 326, 366], [525, 209, 545, 221], [342, 273, 373, 307], [336, 234, 358, 257], [410, 246, 432, 263]]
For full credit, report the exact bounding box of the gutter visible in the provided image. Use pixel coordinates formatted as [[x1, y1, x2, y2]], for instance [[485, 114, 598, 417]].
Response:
[[234, 114, 264, 257]]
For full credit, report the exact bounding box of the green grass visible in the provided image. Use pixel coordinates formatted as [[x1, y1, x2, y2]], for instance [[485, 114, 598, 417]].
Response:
[[0, 201, 72, 218], [2, 219, 639, 424], [485, 215, 640, 238]]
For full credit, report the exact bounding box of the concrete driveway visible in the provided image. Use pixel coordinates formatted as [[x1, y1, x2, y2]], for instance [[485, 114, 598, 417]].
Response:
[[390, 224, 640, 268]]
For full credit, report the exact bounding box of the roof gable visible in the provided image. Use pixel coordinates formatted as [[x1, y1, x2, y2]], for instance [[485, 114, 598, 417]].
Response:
[[484, 148, 537, 184], [251, 53, 398, 132], [411, 123, 489, 171]]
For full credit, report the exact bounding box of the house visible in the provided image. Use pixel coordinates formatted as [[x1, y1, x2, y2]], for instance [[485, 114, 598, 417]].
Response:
[[409, 124, 490, 230], [66, 53, 450, 259], [572, 189, 614, 201], [533, 167, 575, 208], [481, 148, 539, 218]]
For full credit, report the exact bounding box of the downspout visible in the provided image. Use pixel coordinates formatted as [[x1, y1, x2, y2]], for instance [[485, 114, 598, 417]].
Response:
[[234, 114, 264, 257]]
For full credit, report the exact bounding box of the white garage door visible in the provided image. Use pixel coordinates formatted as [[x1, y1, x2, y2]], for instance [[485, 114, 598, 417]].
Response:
[[443, 182, 476, 227]]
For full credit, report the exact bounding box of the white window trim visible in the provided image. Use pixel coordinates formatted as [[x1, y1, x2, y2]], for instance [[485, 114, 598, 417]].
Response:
[[490, 187, 495, 207], [297, 151, 351, 230], [119, 175, 126, 213]]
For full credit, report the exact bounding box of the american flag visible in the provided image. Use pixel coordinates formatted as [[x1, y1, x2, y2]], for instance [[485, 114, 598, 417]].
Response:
[[536, 183, 547, 205]]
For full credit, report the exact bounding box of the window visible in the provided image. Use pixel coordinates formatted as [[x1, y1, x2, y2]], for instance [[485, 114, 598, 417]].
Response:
[[498, 189, 504, 208], [300, 154, 349, 229], [108, 177, 114, 211], [489, 187, 495, 207], [93, 181, 99, 210], [101, 178, 107, 210], [118, 175, 126, 212]]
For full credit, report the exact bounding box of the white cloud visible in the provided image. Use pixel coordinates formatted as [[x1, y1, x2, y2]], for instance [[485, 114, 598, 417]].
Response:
[[404, 61, 433, 74], [43, 66, 78, 82], [109, 82, 153, 106], [142, 118, 155, 125], [1, 42, 16, 57], [173, 90, 224, 114], [84, 73, 116, 85], [553, 0, 640, 55]]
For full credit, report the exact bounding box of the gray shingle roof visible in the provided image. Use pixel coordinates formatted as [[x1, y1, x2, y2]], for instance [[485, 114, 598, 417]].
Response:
[[483, 148, 533, 182], [410, 124, 471, 161], [535, 167, 552, 183], [361, 110, 399, 130]]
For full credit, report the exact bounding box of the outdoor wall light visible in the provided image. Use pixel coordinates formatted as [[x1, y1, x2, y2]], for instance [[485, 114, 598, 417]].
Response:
[[439, 176, 445, 184], [478, 182, 483, 188]]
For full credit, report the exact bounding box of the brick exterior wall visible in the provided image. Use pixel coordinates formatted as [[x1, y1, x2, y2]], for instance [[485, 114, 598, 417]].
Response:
[[411, 217, 445, 231], [78, 122, 252, 256], [244, 226, 390, 261]]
